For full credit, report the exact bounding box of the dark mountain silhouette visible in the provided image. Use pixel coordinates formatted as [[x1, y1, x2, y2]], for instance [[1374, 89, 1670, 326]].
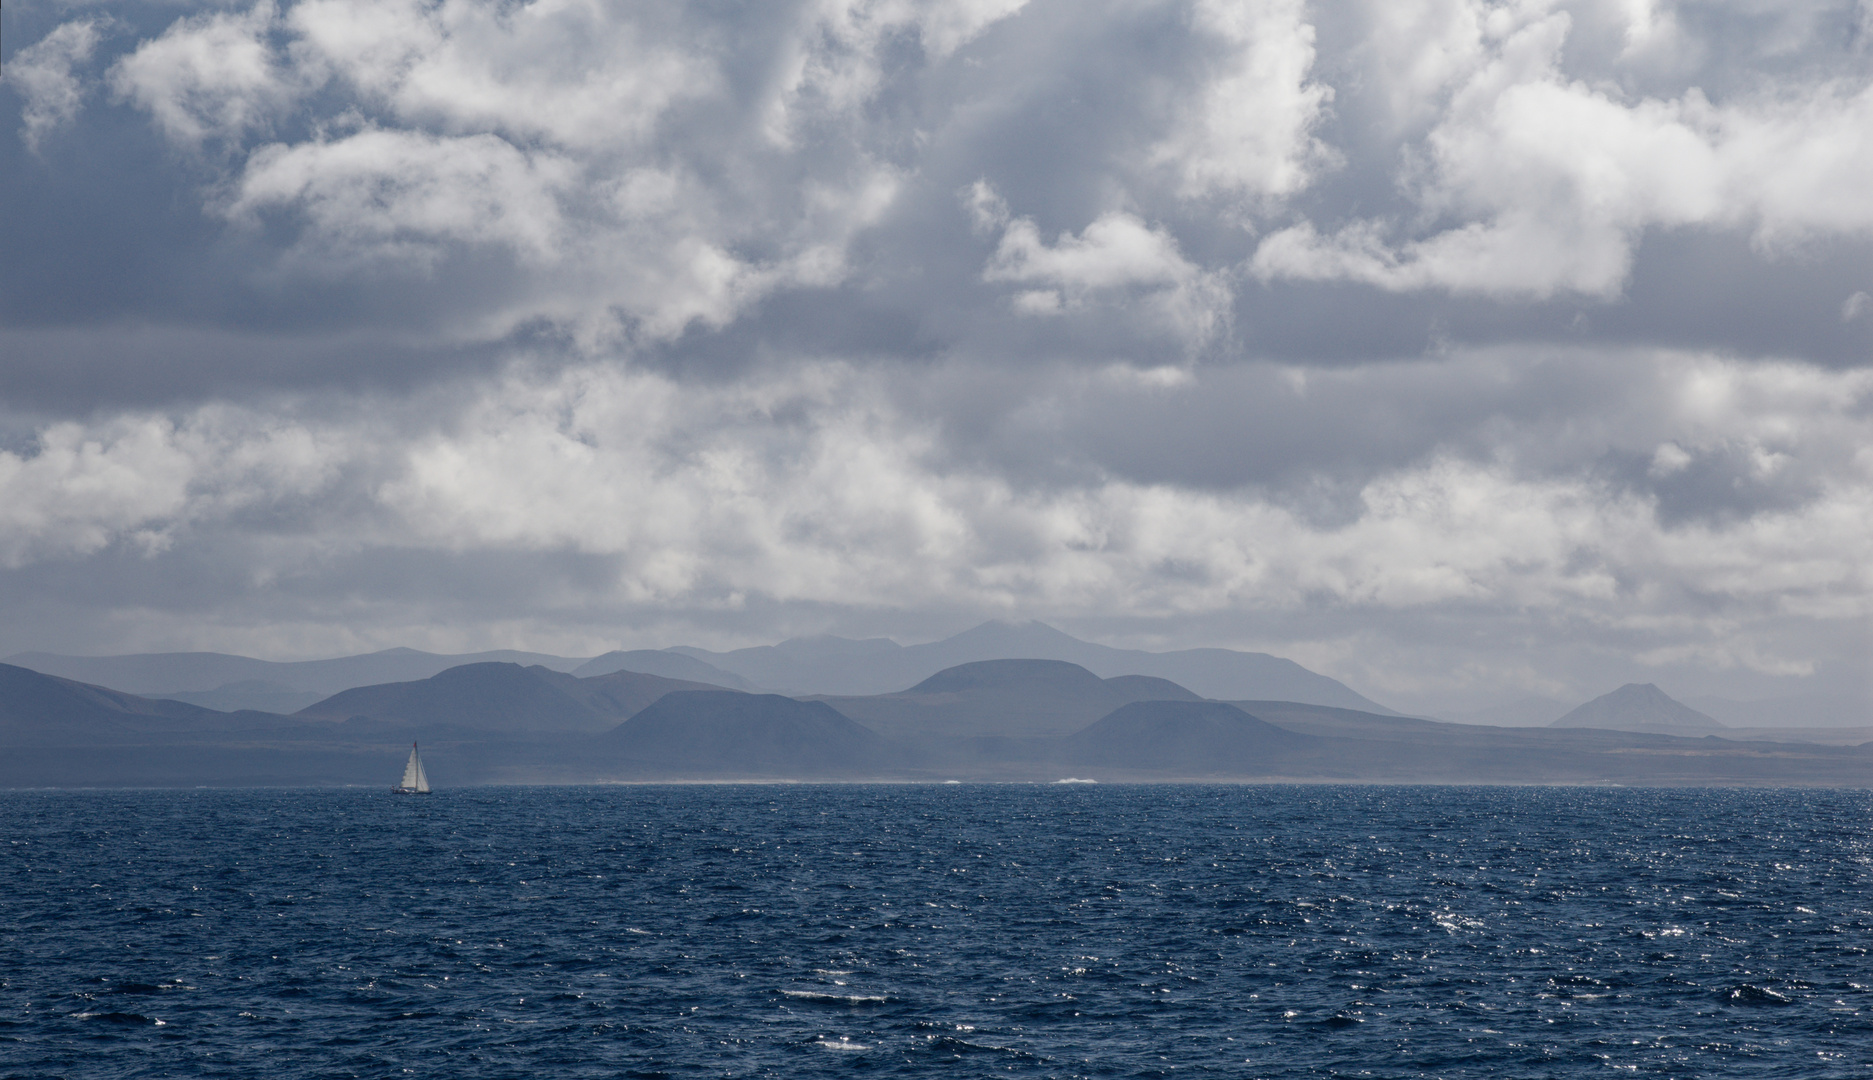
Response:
[[1063, 700, 1316, 774], [296, 663, 720, 734], [667, 620, 1394, 709], [815, 659, 1204, 740], [0, 662, 248, 746], [5, 647, 589, 698], [0, 662, 438, 787], [1549, 684, 1725, 734], [570, 649, 758, 690], [597, 691, 889, 776]]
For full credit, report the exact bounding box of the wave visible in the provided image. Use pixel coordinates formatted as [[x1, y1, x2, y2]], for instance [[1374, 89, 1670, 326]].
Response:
[[781, 989, 889, 1004], [1718, 984, 1794, 1007], [69, 1011, 165, 1026]]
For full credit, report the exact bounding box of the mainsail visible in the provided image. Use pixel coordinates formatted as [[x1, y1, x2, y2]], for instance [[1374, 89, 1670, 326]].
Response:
[[396, 742, 431, 793]]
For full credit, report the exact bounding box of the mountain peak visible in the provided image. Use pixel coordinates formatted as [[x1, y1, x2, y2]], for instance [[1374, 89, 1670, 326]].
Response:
[[940, 620, 1082, 648], [1550, 683, 1723, 733], [905, 658, 1106, 696]]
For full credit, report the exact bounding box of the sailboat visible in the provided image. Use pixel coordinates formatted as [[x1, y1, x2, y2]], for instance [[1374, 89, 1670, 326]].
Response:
[[393, 741, 431, 794]]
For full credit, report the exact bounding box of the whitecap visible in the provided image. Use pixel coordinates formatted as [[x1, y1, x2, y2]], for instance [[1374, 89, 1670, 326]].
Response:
[[782, 989, 888, 1004], [69, 1011, 164, 1026]]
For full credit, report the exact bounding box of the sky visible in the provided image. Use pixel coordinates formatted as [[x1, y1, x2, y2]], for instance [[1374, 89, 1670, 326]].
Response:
[[1, 0, 1869, 717]]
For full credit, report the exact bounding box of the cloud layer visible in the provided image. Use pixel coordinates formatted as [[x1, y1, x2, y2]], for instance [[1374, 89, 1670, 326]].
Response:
[[2, 0, 1869, 713]]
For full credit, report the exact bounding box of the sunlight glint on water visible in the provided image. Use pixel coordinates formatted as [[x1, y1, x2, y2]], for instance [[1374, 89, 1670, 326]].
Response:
[[1, 784, 1869, 1077]]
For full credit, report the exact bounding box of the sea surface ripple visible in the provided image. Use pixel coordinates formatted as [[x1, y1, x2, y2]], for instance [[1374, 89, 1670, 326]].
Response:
[[2, 784, 1870, 1078]]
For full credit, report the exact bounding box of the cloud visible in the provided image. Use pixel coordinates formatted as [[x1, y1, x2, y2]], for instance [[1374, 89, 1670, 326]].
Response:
[[229, 129, 578, 267], [79, 0, 923, 343], [3, 0, 1871, 710], [1, 351, 1865, 673], [978, 192, 1230, 345], [767, 0, 1030, 142], [0, 408, 342, 569], [283, 0, 711, 151], [1150, 0, 1334, 204], [1252, 4, 1873, 298], [7, 19, 104, 151], [109, 1, 296, 147], [11, 0, 1871, 358]]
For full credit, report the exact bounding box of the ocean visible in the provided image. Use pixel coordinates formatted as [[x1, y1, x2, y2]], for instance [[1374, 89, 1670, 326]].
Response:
[[2, 784, 1868, 1078]]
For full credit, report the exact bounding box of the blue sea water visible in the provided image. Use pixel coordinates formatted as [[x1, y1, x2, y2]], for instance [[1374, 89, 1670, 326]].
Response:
[[2, 784, 1870, 1079]]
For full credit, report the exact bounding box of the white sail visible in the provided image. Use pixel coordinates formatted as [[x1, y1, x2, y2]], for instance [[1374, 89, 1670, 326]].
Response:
[[399, 743, 430, 793]]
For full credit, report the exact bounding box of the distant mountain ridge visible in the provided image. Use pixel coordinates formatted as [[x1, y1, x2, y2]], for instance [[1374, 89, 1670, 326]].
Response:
[[0, 662, 427, 787], [3, 658, 1869, 788], [570, 650, 757, 690], [668, 620, 1396, 710], [4, 621, 1393, 714], [3, 647, 588, 697], [0, 662, 238, 745], [295, 662, 724, 734], [817, 659, 1205, 740]]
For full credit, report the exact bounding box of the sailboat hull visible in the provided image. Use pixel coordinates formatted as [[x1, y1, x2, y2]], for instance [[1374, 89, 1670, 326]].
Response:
[[391, 787, 430, 795]]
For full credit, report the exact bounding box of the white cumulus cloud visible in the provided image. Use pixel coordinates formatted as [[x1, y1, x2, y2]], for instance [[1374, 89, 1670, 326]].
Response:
[[981, 197, 1231, 346], [229, 129, 578, 267], [109, 1, 298, 146], [7, 19, 103, 151], [1252, 3, 1873, 298], [1151, 0, 1334, 204]]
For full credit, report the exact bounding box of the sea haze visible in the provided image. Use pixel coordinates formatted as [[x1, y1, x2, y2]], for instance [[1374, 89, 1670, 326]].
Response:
[[3, 785, 1869, 1078]]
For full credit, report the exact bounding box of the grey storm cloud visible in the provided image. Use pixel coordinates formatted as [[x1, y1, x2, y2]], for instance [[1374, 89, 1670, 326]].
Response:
[[0, 0, 1868, 715]]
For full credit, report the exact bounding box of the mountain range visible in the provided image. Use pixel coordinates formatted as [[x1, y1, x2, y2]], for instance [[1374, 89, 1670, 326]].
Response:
[[4, 621, 1391, 714], [296, 663, 725, 734], [813, 660, 1205, 740], [662, 621, 1397, 707], [2, 647, 591, 713], [2, 657, 1866, 789]]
